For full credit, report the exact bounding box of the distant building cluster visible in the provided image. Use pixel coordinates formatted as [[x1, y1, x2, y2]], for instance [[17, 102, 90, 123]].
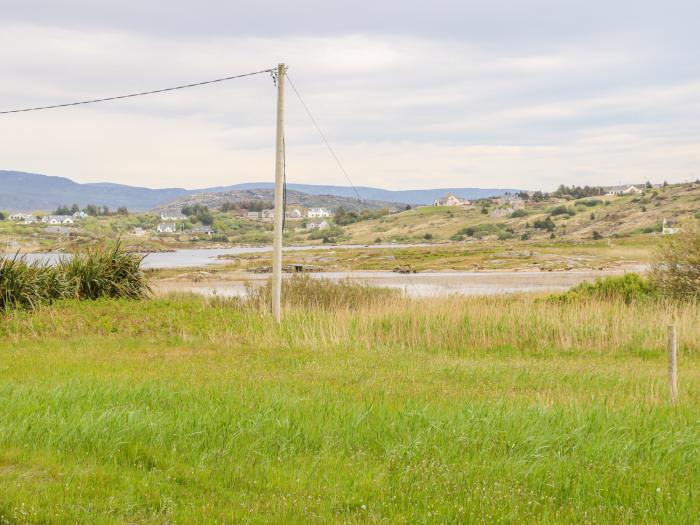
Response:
[[433, 195, 471, 207]]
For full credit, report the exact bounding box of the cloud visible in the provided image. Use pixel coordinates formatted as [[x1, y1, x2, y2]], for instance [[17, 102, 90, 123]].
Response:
[[0, 2, 699, 190]]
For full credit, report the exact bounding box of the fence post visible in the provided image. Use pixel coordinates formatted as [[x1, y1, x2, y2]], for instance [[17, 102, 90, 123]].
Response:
[[667, 325, 678, 404]]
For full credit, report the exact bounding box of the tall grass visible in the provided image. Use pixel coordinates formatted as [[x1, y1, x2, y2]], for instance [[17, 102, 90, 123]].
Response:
[[245, 274, 398, 311], [0, 243, 149, 311]]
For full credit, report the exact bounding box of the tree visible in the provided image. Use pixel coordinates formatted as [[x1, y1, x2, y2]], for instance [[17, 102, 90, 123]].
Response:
[[70, 203, 80, 214], [650, 220, 700, 299], [0, 211, 5, 221], [53, 205, 71, 215], [117, 206, 129, 216], [84, 204, 99, 216]]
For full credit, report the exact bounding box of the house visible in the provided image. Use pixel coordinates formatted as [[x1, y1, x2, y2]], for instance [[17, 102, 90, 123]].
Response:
[[72, 211, 88, 219], [130, 227, 147, 236], [605, 185, 644, 196], [286, 208, 302, 219], [246, 211, 261, 219], [662, 219, 680, 235], [306, 219, 330, 230], [192, 226, 214, 235], [260, 209, 274, 220], [160, 212, 186, 221], [433, 195, 471, 207], [41, 215, 74, 225], [156, 223, 177, 233], [307, 208, 332, 218], [10, 213, 35, 224]]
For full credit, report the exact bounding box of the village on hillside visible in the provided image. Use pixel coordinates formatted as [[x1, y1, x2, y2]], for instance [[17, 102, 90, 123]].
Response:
[[1, 181, 694, 253]]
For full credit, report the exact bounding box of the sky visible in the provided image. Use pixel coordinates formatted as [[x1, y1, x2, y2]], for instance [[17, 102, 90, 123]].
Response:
[[1, 0, 699, 191]]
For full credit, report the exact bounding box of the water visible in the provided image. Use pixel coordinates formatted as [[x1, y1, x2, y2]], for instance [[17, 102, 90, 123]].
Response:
[[17, 244, 433, 269]]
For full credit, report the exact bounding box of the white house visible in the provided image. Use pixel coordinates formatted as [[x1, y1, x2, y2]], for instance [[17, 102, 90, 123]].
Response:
[[156, 223, 177, 233], [41, 215, 74, 225], [662, 219, 680, 235], [307, 208, 332, 218], [606, 185, 644, 196], [306, 219, 330, 230], [286, 208, 302, 219], [192, 226, 214, 235], [160, 212, 186, 221], [10, 213, 35, 224], [73, 211, 88, 219], [433, 195, 471, 207], [246, 211, 261, 219], [260, 209, 274, 220], [131, 227, 147, 236]]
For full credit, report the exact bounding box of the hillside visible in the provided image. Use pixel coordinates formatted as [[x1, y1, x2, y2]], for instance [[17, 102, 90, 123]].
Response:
[[0, 170, 521, 211], [342, 182, 700, 244], [0, 171, 187, 212], [155, 188, 403, 213], [204, 182, 523, 205]]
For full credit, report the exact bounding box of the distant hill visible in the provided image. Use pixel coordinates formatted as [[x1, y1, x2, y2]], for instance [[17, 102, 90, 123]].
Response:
[[0, 171, 187, 212], [205, 182, 522, 206], [0, 170, 523, 211], [155, 189, 400, 213]]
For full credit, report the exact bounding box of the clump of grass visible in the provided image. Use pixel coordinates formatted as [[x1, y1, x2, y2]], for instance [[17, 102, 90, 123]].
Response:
[[0, 255, 68, 310], [550, 273, 657, 304], [246, 274, 398, 311], [60, 243, 150, 300], [0, 243, 150, 311]]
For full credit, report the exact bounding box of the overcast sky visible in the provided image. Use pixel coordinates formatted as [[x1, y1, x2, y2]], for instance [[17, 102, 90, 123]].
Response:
[[1, 0, 699, 191]]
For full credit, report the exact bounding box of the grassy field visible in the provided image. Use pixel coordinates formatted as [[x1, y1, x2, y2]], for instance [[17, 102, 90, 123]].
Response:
[[1, 291, 700, 523]]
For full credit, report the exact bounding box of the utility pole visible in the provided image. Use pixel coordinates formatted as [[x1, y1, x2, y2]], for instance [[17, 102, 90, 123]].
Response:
[[271, 63, 286, 322]]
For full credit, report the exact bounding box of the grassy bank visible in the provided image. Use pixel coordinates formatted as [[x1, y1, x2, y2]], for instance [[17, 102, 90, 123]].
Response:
[[2, 294, 700, 523]]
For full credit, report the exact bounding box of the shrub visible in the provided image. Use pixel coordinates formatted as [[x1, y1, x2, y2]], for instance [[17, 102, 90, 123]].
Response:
[[551, 273, 657, 304], [550, 205, 576, 217], [423, 232, 433, 240], [650, 221, 700, 300], [592, 231, 603, 240], [510, 209, 529, 218], [576, 199, 602, 207], [533, 217, 555, 231]]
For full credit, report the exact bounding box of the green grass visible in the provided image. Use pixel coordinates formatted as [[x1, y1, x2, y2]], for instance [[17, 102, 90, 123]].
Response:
[[2, 294, 700, 523]]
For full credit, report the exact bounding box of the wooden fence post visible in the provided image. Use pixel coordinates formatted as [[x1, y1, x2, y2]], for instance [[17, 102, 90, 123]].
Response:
[[667, 325, 678, 404]]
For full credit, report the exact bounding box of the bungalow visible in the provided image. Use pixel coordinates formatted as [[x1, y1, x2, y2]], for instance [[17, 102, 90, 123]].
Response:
[[160, 212, 187, 221], [10, 213, 36, 224], [260, 209, 274, 220], [306, 219, 330, 230], [130, 227, 147, 236], [192, 226, 214, 235], [433, 195, 471, 207], [246, 211, 261, 219], [73, 211, 88, 219], [156, 223, 177, 233], [605, 185, 644, 196], [307, 208, 332, 218], [286, 208, 302, 219], [41, 215, 74, 225]]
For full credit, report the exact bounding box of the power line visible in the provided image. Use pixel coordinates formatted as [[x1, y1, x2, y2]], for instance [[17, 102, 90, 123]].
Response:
[[285, 73, 363, 202], [0, 68, 274, 115]]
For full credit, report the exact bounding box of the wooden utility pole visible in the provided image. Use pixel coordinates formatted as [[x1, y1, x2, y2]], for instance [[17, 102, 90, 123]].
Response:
[[272, 63, 286, 322]]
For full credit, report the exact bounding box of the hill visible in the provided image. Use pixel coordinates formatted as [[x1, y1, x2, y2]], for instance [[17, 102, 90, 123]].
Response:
[[0, 170, 521, 211], [203, 182, 522, 205], [0, 171, 187, 212], [342, 182, 700, 244], [155, 188, 401, 213]]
